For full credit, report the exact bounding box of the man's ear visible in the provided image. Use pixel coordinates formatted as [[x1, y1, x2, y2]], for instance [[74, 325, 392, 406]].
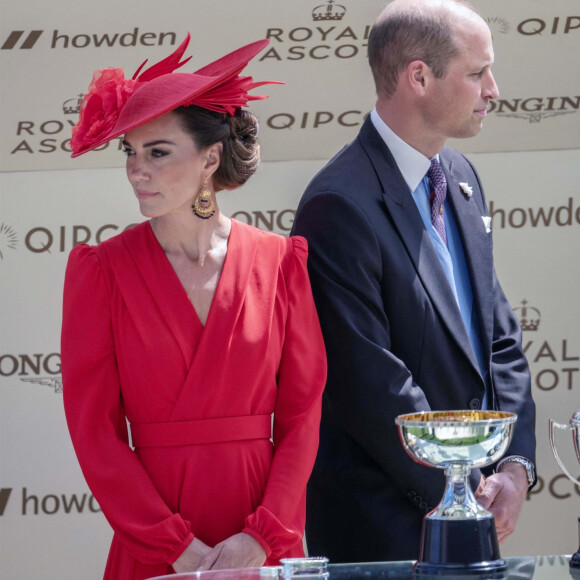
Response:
[[407, 60, 430, 95]]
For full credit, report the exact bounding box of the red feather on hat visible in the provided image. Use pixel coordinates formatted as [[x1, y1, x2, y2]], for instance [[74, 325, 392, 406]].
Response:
[[131, 33, 192, 82]]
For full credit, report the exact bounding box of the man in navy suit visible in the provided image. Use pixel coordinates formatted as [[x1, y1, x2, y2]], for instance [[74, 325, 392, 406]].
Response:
[[292, 0, 536, 563]]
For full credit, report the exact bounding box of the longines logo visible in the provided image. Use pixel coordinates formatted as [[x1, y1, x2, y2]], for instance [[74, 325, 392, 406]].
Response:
[[0, 223, 18, 260], [0, 487, 101, 516], [0, 352, 61, 377], [20, 377, 63, 394], [261, 1, 370, 62], [0, 223, 136, 258], [488, 96, 579, 123], [488, 197, 580, 230], [232, 209, 296, 234], [0, 352, 63, 395], [1, 28, 177, 51]]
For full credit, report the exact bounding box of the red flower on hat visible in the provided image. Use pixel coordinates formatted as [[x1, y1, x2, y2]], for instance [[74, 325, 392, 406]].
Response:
[[71, 68, 137, 155]]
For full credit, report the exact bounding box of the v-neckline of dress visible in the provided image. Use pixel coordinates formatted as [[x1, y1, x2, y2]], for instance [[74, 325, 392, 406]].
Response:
[[115, 218, 259, 413], [145, 219, 234, 330]]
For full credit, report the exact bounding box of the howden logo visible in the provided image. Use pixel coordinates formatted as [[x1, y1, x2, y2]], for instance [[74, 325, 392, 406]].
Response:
[[1, 29, 177, 51]]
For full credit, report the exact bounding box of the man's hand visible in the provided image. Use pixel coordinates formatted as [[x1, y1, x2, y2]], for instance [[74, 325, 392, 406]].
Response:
[[475, 462, 528, 543]]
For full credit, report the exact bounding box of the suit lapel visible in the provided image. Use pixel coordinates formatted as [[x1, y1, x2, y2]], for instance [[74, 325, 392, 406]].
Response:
[[358, 120, 482, 373]]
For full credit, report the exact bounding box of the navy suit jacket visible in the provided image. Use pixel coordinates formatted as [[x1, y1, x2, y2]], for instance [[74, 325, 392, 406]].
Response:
[[291, 118, 536, 563]]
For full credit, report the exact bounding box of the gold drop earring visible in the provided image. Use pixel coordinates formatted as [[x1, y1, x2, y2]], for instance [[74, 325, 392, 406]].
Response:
[[192, 179, 215, 219]]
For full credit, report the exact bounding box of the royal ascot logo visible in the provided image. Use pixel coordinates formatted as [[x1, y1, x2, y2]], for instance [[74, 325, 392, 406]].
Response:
[[312, 1, 346, 22], [261, 1, 371, 62], [1, 28, 177, 51], [0, 224, 18, 260], [487, 96, 579, 123], [0, 353, 62, 395], [513, 299, 580, 394], [10, 113, 124, 156], [514, 300, 541, 332]]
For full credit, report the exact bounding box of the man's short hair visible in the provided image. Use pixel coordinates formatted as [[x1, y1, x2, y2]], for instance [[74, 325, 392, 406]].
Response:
[[368, 0, 475, 98]]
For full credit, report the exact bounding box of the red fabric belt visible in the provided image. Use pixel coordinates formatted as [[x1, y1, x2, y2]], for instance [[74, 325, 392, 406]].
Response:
[[130, 415, 272, 448]]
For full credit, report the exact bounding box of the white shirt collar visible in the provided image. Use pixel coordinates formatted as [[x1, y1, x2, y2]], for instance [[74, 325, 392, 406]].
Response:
[[370, 108, 435, 193]]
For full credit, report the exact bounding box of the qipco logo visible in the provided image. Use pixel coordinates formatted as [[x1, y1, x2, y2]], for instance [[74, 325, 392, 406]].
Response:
[[23, 224, 137, 254], [517, 16, 580, 36]]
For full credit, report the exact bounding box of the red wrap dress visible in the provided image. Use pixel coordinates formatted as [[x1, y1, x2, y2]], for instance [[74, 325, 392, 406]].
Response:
[[61, 219, 326, 580]]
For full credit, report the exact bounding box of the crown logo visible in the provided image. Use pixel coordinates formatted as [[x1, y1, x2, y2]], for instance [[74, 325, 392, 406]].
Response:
[[514, 299, 541, 332], [63, 94, 84, 115], [312, 0, 346, 21]]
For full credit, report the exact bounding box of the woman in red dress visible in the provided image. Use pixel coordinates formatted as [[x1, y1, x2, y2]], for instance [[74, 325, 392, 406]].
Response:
[[62, 35, 326, 580]]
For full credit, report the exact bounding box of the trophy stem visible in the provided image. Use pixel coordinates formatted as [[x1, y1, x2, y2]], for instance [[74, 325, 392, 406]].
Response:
[[430, 464, 490, 519]]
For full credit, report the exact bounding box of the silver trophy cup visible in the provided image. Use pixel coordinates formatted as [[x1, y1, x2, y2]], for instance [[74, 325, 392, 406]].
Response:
[[549, 411, 580, 570], [396, 410, 517, 576]]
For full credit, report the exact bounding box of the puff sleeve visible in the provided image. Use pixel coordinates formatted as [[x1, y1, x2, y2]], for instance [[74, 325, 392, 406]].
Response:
[[61, 244, 194, 565]]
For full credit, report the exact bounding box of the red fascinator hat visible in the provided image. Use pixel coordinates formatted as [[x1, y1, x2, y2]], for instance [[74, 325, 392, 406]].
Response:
[[71, 35, 280, 157]]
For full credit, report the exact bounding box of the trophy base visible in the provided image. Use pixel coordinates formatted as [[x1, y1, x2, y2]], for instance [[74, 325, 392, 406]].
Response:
[[414, 516, 506, 576], [570, 549, 580, 569]]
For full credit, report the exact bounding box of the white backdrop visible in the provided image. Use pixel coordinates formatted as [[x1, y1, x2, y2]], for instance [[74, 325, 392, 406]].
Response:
[[1, 1, 579, 579]]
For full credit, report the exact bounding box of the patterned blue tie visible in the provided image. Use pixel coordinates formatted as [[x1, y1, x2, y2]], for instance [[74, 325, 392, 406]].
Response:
[[427, 159, 448, 247]]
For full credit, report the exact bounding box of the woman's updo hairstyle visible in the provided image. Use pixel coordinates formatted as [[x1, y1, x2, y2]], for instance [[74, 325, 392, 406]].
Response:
[[173, 105, 260, 190]]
